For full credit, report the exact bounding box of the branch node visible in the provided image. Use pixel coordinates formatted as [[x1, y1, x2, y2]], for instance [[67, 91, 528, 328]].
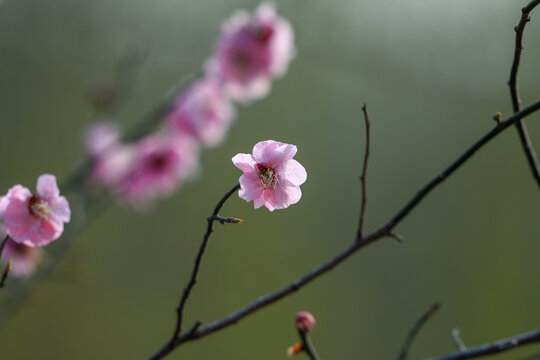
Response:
[[389, 232, 405, 243]]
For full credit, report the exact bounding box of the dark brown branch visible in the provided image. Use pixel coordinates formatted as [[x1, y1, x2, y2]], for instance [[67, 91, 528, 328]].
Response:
[[508, 0, 540, 188], [358, 103, 372, 239], [0, 235, 9, 288], [299, 330, 320, 360], [0, 260, 11, 288], [165, 183, 241, 352], [0, 235, 9, 257], [146, 100, 540, 360], [397, 302, 441, 360], [424, 328, 540, 360]]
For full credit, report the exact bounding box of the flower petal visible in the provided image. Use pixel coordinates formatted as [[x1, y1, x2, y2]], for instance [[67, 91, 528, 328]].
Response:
[[50, 196, 71, 223], [273, 184, 302, 208], [36, 174, 60, 199], [252, 140, 281, 163], [238, 174, 262, 201], [232, 153, 256, 174], [253, 196, 267, 209], [279, 159, 307, 186], [3, 198, 31, 227], [266, 143, 297, 168]]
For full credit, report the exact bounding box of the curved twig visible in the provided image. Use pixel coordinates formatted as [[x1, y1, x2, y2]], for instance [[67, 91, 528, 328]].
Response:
[[508, 0, 540, 188], [165, 183, 240, 351], [397, 302, 441, 360], [358, 103, 372, 239]]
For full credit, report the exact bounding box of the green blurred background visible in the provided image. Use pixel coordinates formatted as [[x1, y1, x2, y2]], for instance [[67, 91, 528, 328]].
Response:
[[1, 0, 540, 359]]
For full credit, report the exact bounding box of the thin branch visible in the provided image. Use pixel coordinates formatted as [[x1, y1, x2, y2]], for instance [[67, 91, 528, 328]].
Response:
[[146, 100, 540, 360], [508, 0, 540, 188], [165, 183, 241, 351], [0, 236, 10, 289], [0, 260, 11, 288], [0, 235, 8, 257], [397, 302, 441, 360], [379, 99, 540, 232], [451, 328, 467, 351], [358, 103, 372, 239], [299, 330, 320, 360], [424, 328, 540, 360]]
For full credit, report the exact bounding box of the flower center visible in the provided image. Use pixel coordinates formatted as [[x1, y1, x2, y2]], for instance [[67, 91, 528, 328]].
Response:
[[29, 196, 51, 219], [256, 163, 278, 189]]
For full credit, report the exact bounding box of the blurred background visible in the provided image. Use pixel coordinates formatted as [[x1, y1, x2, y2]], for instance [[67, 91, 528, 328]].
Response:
[[1, 0, 540, 359]]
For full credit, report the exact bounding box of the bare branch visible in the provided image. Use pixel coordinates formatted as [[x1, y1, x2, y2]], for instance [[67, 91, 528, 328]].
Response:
[[508, 0, 540, 188], [358, 103, 372, 239], [165, 183, 240, 353], [299, 330, 320, 360], [451, 328, 467, 351], [0, 260, 11, 289], [397, 302, 441, 360], [424, 328, 540, 360], [146, 100, 540, 360]]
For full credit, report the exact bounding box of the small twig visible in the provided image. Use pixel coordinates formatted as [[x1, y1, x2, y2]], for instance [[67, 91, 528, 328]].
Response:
[[0, 235, 9, 257], [508, 0, 540, 188], [0, 260, 11, 288], [397, 302, 441, 360], [451, 328, 467, 351], [165, 183, 241, 351], [358, 103, 372, 239], [424, 327, 540, 360], [299, 330, 320, 360], [211, 215, 244, 224], [389, 232, 405, 243]]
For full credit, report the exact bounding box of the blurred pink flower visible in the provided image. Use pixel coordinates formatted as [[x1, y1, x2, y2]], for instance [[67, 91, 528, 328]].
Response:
[[119, 134, 199, 206], [1, 237, 43, 278], [91, 145, 136, 187], [84, 121, 120, 157], [84, 121, 136, 187], [0, 174, 71, 247], [166, 77, 236, 148], [232, 140, 306, 211], [207, 2, 295, 102]]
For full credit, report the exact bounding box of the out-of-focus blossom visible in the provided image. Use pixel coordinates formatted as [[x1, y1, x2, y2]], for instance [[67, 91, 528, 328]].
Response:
[[166, 77, 236, 148], [118, 134, 199, 206], [84, 121, 120, 157], [0, 174, 71, 247], [85, 121, 136, 187], [232, 140, 306, 211], [1, 237, 43, 278], [91, 145, 136, 187], [295, 311, 316, 332], [207, 2, 295, 102]]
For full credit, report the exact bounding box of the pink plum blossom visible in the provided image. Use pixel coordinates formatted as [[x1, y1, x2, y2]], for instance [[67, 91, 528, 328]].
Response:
[[0, 174, 71, 247], [118, 134, 199, 206], [1, 237, 43, 278], [90, 145, 136, 188], [84, 121, 120, 157], [207, 2, 295, 102], [84, 122, 136, 187], [232, 140, 306, 211], [166, 77, 236, 148]]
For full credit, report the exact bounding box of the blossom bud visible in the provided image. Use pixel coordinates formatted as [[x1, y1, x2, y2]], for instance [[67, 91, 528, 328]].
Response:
[[287, 342, 303, 356], [295, 311, 316, 333]]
